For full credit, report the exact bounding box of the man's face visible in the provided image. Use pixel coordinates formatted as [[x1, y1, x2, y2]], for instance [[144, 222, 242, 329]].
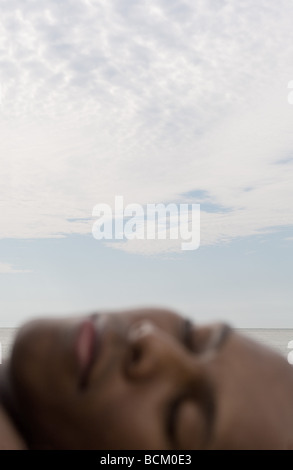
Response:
[[5, 307, 293, 449]]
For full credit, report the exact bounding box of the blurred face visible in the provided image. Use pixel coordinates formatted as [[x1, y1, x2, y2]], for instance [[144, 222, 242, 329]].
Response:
[[3, 307, 293, 449]]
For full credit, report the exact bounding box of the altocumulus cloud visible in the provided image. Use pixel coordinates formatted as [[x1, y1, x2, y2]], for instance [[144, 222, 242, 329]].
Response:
[[0, 0, 293, 255]]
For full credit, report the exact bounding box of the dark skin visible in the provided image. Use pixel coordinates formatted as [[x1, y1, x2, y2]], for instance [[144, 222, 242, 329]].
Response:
[[1, 307, 293, 449]]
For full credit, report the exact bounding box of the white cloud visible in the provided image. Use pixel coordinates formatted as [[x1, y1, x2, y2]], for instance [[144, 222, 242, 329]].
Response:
[[1, 0, 293, 254], [0, 262, 31, 274]]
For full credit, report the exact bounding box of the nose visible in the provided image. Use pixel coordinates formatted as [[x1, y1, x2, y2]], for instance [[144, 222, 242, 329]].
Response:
[[124, 320, 195, 382]]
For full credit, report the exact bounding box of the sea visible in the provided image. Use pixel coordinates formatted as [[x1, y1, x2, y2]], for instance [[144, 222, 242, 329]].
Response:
[[1, 327, 293, 364]]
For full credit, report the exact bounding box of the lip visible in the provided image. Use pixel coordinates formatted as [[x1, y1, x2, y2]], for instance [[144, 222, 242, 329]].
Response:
[[75, 317, 102, 389]]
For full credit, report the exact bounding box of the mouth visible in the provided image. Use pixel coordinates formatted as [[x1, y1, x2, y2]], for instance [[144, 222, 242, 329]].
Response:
[[75, 316, 103, 389]]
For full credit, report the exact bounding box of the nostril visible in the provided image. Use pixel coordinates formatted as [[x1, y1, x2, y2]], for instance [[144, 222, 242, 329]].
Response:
[[125, 321, 156, 379], [124, 342, 147, 379], [129, 343, 143, 366]]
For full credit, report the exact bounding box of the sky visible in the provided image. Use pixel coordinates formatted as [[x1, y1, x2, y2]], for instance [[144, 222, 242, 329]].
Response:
[[0, 0, 292, 327]]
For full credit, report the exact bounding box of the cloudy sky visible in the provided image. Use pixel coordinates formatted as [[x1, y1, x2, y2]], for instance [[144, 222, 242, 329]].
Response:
[[0, 0, 292, 327]]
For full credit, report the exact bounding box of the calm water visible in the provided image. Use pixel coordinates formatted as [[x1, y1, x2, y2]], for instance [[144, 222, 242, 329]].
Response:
[[1, 328, 293, 364]]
